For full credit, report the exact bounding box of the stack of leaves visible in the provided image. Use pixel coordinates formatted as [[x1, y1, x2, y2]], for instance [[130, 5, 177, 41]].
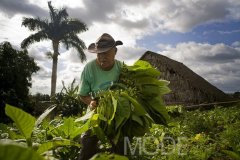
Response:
[[76, 60, 171, 145]]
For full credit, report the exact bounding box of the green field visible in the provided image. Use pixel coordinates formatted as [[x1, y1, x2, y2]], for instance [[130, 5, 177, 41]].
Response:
[[1, 103, 239, 160]]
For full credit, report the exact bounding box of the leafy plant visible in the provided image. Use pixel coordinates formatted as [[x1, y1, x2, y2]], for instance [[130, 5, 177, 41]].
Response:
[[90, 152, 129, 160], [52, 79, 87, 117], [222, 150, 240, 160], [4, 104, 81, 158], [0, 143, 44, 160], [76, 60, 171, 150], [5, 104, 36, 147]]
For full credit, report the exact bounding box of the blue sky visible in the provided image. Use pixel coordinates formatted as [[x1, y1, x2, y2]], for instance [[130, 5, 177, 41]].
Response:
[[138, 20, 240, 51], [0, 0, 239, 94]]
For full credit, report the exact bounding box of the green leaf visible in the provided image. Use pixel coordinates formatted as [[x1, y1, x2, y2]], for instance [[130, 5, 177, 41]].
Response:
[[112, 128, 121, 145], [129, 60, 156, 71], [37, 139, 80, 154], [93, 127, 109, 144], [141, 84, 171, 97], [0, 123, 24, 140], [0, 139, 26, 147], [131, 114, 143, 126], [71, 123, 91, 139], [120, 92, 147, 116], [98, 113, 107, 121], [134, 60, 152, 67], [91, 114, 100, 127], [5, 104, 36, 140], [135, 77, 169, 86], [148, 97, 170, 123], [57, 117, 75, 139], [115, 97, 131, 130], [0, 143, 44, 160], [35, 105, 56, 127], [222, 150, 240, 160], [53, 117, 91, 139], [75, 109, 95, 122], [90, 152, 129, 160], [125, 60, 160, 77], [109, 96, 117, 123], [73, 118, 91, 136]]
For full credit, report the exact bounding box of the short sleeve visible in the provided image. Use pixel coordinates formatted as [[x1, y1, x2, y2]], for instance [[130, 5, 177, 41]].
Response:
[[78, 67, 91, 96]]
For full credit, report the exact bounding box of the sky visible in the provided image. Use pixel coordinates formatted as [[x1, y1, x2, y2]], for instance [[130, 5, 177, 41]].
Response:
[[0, 0, 240, 94]]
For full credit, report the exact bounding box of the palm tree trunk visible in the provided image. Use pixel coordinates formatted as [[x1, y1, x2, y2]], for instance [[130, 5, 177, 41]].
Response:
[[51, 41, 59, 97]]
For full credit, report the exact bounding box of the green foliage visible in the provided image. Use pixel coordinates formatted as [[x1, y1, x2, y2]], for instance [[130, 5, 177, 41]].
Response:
[[36, 138, 80, 154], [222, 150, 240, 160], [120, 60, 171, 125], [1, 103, 240, 159], [35, 116, 84, 160], [50, 117, 85, 139], [90, 152, 129, 160], [128, 104, 240, 160], [0, 41, 39, 122], [76, 60, 170, 150], [5, 104, 36, 146], [52, 79, 87, 116], [2, 104, 82, 159], [27, 93, 51, 117], [35, 105, 56, 127], [166, 105, 184, 118], [0, 143, 44, 160], [182, 105, 240, 137]]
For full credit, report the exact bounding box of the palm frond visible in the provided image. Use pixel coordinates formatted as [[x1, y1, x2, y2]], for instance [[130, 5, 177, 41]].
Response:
[[22, 17, 49, 31], [62, 34, 86, 49], [48, 1, 68, 25], [21, 31, 48, 49], [66, 19, 88, 33], [57, 20, 87, 38], [56, 8, 68, 22], [65, 34, 85, 47], [61, 38, 86, 62], [48, 1, 57, 22]]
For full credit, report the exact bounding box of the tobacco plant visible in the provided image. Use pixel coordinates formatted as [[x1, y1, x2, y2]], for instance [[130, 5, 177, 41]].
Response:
[[76, 60, 171, 148]]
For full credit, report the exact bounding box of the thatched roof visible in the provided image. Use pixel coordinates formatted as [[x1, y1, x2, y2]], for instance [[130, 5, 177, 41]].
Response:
[[140, 51, 232, 105]]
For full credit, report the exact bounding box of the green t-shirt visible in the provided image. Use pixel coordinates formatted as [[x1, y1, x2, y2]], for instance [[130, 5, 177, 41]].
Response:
[[79, 59, 122, 97]]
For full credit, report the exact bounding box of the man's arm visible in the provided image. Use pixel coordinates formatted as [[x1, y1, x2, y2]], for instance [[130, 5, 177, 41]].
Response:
[[79, 95, 97, 110]]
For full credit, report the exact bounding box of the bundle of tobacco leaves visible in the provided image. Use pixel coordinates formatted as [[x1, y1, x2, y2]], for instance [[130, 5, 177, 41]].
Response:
[[76, 60, 171, 145]]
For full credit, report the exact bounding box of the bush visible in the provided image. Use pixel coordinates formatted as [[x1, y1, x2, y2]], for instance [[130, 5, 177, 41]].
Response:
[[52, 79, 87, 117]]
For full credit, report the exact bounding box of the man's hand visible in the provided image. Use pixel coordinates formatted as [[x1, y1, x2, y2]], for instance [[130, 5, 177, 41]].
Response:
[[89, 100, 97, 110], [79, 95, 98, 110]]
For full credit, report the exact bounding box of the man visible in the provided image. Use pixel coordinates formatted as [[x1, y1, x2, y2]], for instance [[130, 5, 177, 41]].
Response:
[[78, 33, 123, 160]]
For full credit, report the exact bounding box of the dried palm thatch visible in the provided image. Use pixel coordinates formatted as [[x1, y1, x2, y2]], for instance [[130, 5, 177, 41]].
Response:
[[140, 51, 232, 105]]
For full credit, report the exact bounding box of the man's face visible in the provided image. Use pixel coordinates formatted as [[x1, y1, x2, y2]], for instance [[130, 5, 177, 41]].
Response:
[[97, 47, 116, 70]]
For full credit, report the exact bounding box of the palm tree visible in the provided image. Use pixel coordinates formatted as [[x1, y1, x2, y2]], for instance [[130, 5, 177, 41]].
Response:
[[21, 1, 88, 97]]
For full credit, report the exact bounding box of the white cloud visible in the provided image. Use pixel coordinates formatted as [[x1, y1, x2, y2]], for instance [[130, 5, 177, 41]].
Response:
[[0, 14, 31, 46], [232, 41, 240, 51], [158, 42, 240, 92], [1, 0, 240, 94], [157, 43, 173, 51]]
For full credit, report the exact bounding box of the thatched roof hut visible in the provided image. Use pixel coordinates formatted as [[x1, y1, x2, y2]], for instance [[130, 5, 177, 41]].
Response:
[[140, 51, 232, 105]]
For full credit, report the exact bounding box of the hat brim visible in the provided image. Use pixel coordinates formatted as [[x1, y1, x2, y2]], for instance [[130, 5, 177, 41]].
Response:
[[88, 40, 123, 53]]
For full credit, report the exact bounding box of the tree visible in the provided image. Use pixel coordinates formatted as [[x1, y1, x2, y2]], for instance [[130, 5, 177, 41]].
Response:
[[0, 41, 40, 122], [21, 1, 88, 96]]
